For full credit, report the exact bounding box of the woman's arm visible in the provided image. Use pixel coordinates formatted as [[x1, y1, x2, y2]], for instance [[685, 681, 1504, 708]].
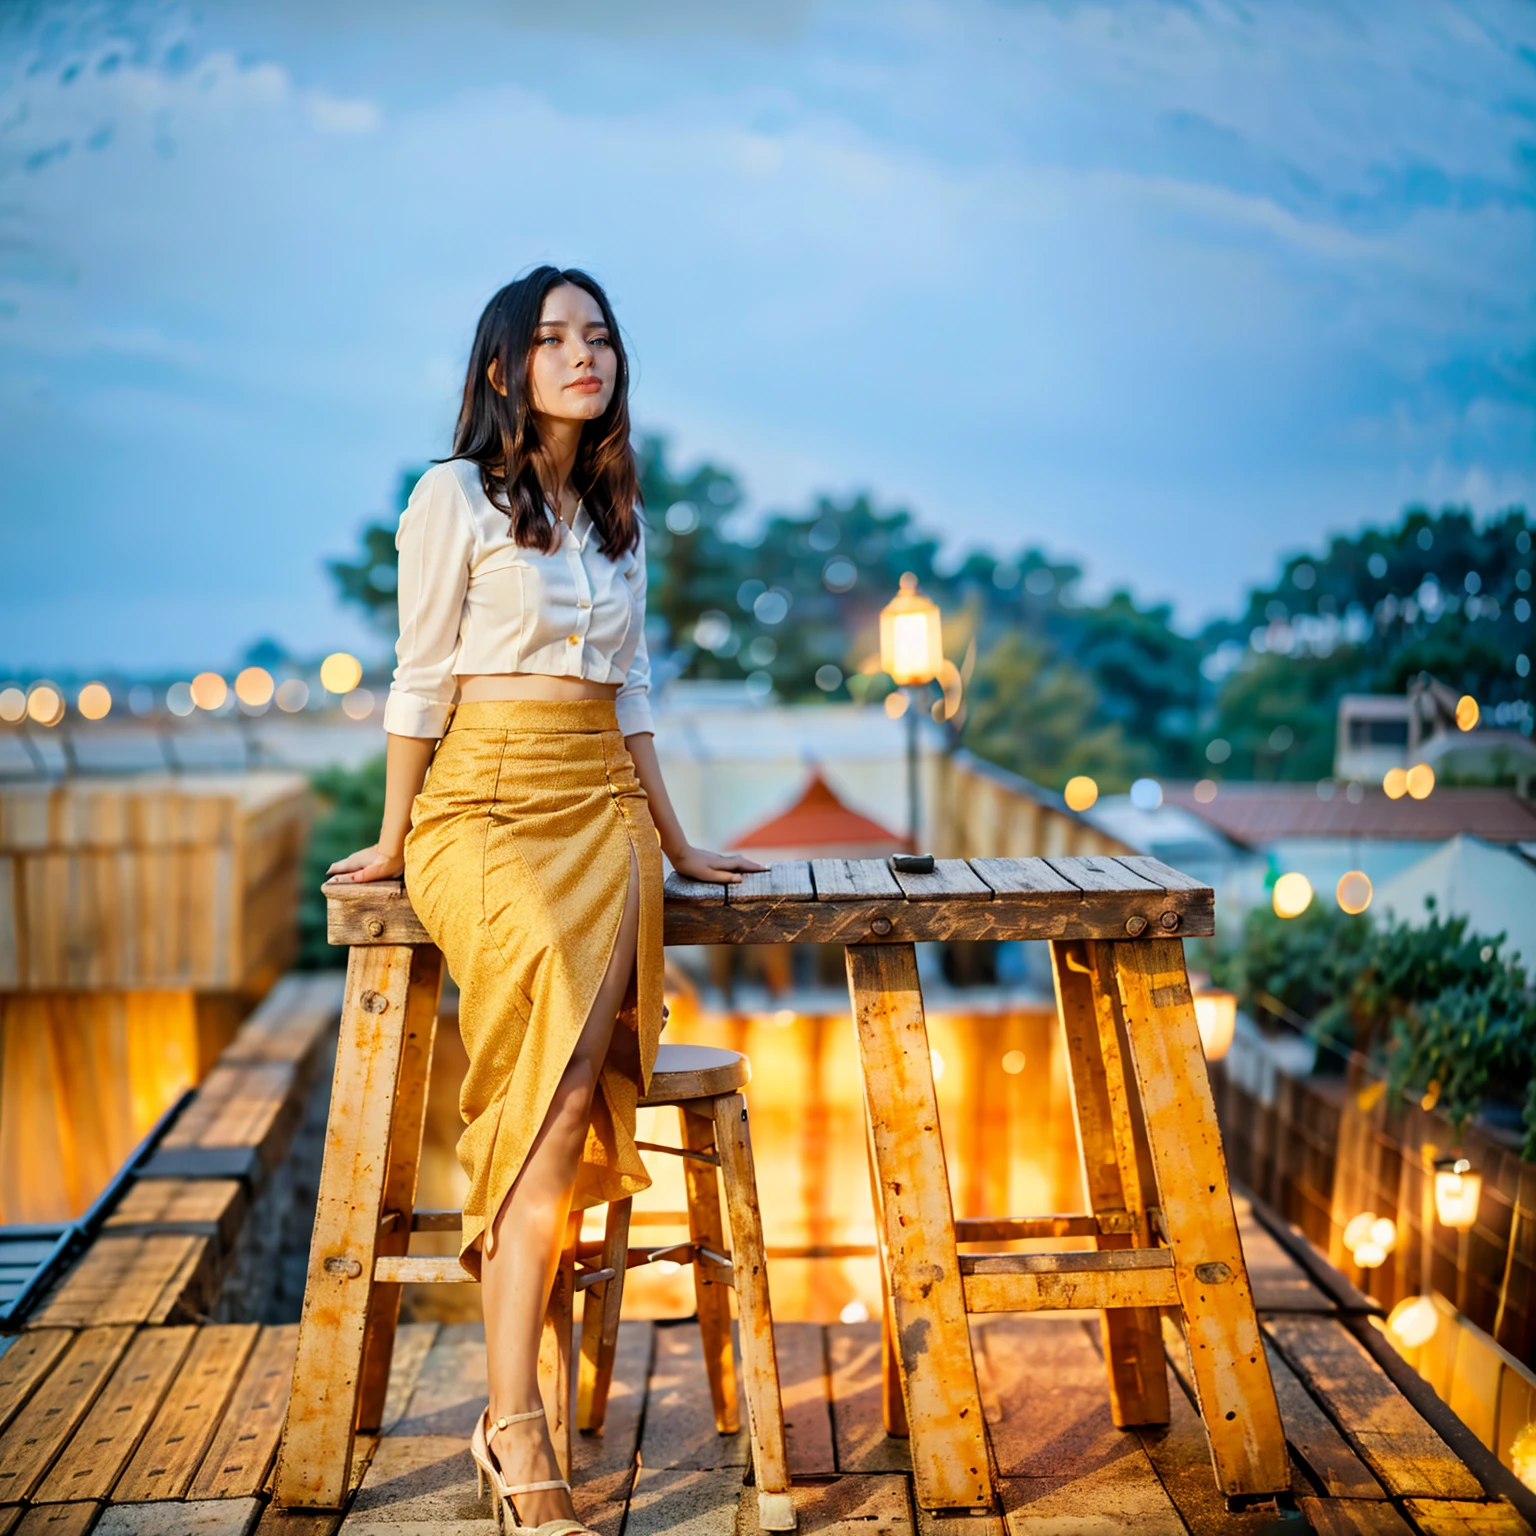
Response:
[[327, 732, 437, 883], [625, 731, 765, 885]]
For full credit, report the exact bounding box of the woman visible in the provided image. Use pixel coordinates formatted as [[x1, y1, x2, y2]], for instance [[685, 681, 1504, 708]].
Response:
[[328, 266, 763, 1535]]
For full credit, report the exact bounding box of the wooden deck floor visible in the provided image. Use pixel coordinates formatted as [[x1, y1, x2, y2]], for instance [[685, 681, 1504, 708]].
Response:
[[2, 1200, 1534, 1536]]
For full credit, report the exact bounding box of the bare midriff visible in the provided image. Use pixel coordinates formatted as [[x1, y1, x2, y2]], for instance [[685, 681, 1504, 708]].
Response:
[[456, 673, 621, 704]]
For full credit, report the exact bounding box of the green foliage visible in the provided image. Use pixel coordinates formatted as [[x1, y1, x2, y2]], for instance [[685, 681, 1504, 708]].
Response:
[[296, 753, 389, 969], [329, 468, 425, 634], [1214, 899, 1536, 1156]]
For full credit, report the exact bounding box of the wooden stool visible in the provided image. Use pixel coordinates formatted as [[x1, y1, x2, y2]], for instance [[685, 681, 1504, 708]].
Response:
[[274, 886, 793, 1529]]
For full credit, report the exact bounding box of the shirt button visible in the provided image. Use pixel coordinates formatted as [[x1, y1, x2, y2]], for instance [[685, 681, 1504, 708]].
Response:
[[578, 600, 591, 610], [568, 634, 580, 644]]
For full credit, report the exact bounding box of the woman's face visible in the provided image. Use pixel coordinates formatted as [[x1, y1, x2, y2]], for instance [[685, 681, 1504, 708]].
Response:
[[522, 283, 618, 423]]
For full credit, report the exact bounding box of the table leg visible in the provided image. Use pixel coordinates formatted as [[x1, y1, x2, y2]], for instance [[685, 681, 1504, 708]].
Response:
[[862, 1085, 909, 1437], [1050, 940, 1169, 1426], [845, 943, 993, 1512], [276, 943, 417, 1508], [1112, 938, 1289, 1500]]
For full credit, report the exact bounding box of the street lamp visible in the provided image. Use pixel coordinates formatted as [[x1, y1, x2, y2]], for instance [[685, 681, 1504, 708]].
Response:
[[880, 573, 944, 851]]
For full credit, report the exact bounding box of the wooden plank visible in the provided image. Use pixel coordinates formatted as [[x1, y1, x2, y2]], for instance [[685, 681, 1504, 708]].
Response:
[[982, 1317, 1183, 1533], [624, 1466, 740, 1536], [889, 860, 991, 902], [321, 876, 432, 945], [1112, 855, 1213, 893], [1296, 1501, 1414, 1536], [1113, 937, 1289, 1500], [713, 1092, 790, 1519], [572, 1320, 652, 1526], [962, 1266, 1179, 1313], [812, 859, 903, 901], [338, 1434, 479, 1532], [274, 942, 418, 1509], [967, 858, 1080, 897], [14, 1505, 102, 1536], [1265, 1315, 1484, 1500], [377, 1322, 436, 1436], [1047, 855, 1162, 892], [34, 1326, 195, 1502], [1234, 1195, 1332, 1313], [0, 1327, 133, 1502], [221, 973, 343, 1066], [104, 1180, 246, 1250], [187, 1324, 299, 1499], [955, 1216, 1101, 1242], [1050, 938, 1169, 1428], [773, 1323, 835, 1478], [27, 1235, 204, 1329], [680, 1108, 737, 1436], [727, 862, 814, 905], [0, 1506, 18, 1536], [388, 1323, 486, 1441], [0, 1333, 73, 1436], [638, 1320, 747, 1471], [663, 870, 727, 905], [114, 1323, 258, 1501], [1401, 1501, 1536, 1536], [845, 943, 990, 1511], [578, 1199, 632, 1434], [826, 1324, 910, 1474], [758, 1473, 915, 1536], [94, 1498, 262, 1534]]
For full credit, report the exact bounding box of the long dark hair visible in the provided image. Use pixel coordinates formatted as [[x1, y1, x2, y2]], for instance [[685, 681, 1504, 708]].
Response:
[[450, 266, 640, 558]]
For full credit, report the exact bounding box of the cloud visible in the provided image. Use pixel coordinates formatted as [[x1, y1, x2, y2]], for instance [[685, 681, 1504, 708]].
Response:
[[305, 91, 382, 134]]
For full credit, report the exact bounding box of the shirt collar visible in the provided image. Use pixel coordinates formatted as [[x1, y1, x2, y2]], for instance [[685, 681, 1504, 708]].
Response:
[[544, 497, 592, 551]]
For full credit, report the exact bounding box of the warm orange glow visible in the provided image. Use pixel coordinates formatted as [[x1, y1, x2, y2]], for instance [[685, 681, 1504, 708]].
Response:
[[235, 666, 275, 707], [1343, 1212, 1377, 1251], [1192, 990, 1237, 1061], [1388, 1295, 1440, 1350], [76, 682, 112, 720], [1063, 776, 1098, 812], [341, 687, 376, 720], [1406, 762, 1435, 800], [1337, 871, 1373, 915], [1001, 1050, 1027, 1075], [879, 574, 943, 686], [1383, 766, 1408, 799], [1456, 695, 1479, 732], [26, 684, 63, 726], [1435, 1158, 1481, 1230], [883, 690, 909, 719], [190, 672, 228, 710], [320, 651, 364, 694], [1273, 872, 1313, 918], [1511, 1423, 1536, 1492], [0, 687, 24, 723]]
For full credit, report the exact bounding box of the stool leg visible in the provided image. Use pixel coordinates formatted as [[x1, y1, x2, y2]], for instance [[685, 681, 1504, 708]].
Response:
[[358, 945, 442, 1432], [276, 942, 419, 1509], [681, 1104, 740, 1436], [578, 1197, 631, 1433], [862, 1091, 908, 1437], [1050, 940, 1169, 1427], [846, 943, 992, 1514], [714, 1092, 795, 1532], [539, 1209, 581, 1480], [1112, 938, 1289, 1501]]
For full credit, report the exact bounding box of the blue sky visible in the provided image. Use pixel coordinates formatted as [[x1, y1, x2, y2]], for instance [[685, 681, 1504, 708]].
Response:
[[1, 0, 1533, 674]]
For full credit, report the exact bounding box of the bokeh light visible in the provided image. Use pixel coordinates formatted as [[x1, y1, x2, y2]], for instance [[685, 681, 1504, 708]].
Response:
[[26, 684, 65, 726], [839, 1300, 870, 1325], [1129, 777, 1163, 811], [883, 690, 908, 719], [1387, 1294, 1440, 1350], [235, 666, 275, 708], [76, 682, 112, 720], [190, 672, 228, 710], [1383, 767, 1408, 799], [275, 678, 310, 712], [1337, 871, 1373, 915], [1192, 990, 1237, 1061], [341, 687, 376, 720], [320, 652, 364, 694], [1456, 695, 1479, 732], [1001, 1050, 1027, 1075], [1063, 776, 1098, 812], [1193, 779, 1218, 804], [1272, 871, 1313, 918], [929, 1048, 945, 1082], [1511, 1423, 1536, 1493], [1352, 1240, 1388, 1269], [0, 687, 26, 723], [1406, 762, 1435, 800], [166, 682, 195, 717], [1369, 1217, 1397, 1252], [1342, 1212, 1377, 1251]]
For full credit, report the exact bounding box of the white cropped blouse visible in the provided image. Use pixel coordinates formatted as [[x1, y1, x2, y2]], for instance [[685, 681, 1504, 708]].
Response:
[[382, 458, 654, 740]]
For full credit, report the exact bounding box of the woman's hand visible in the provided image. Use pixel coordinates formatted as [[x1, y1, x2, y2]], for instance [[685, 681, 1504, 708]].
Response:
[[669, 845, 768, 885], [327, 844, 406, 884]]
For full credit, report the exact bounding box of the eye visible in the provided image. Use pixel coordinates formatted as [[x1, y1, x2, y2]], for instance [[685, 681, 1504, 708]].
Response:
[[590, 333, 612, 347]]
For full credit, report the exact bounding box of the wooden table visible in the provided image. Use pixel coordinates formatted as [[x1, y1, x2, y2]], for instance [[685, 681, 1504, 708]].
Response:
[[314, 852, 1288, 1516]]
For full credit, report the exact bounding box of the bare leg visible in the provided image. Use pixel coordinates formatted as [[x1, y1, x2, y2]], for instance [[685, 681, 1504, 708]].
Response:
[[480, 844, 640, 1526]]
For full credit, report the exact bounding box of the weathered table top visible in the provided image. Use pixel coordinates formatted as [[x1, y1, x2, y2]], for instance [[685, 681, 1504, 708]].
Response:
[[322, 853, 1212, 948]]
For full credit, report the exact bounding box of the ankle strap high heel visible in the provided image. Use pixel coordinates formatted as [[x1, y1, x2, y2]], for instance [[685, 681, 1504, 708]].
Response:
[[471, 1406, 595, 1536]]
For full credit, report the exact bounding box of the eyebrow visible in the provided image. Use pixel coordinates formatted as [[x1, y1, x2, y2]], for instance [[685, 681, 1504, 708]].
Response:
[[535, 319, 608, 329]]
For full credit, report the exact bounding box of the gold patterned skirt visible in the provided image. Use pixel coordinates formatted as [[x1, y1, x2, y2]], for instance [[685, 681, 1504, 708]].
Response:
[[402, 699, 664, 1278]]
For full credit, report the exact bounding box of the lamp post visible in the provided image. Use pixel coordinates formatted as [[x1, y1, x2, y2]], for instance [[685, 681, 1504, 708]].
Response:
[[880, 573, 943, 851]]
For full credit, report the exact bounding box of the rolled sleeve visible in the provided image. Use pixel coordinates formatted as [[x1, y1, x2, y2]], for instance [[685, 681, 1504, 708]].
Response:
[[383, 464, 474, 739], [615, 519, 655, 737]]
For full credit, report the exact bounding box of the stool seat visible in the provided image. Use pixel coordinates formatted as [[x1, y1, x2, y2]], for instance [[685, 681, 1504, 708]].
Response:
[[640, 1043, 750, 1105]]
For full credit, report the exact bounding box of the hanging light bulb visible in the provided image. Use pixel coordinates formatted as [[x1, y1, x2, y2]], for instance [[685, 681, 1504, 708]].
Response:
[[1434, 1157, 1482, 1230]]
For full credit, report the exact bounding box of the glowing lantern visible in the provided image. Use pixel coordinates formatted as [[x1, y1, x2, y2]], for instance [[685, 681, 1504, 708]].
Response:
[[190, 672, 228, 710], [1387, 1294, 1440, 1349], [76, 682, 112, 720], [1434, 1157, 1482, 1230], [1064, 776, 1098, 812], [320, 652, 364, 694], [1383, 767, 1408, 799], [1406, 762, 1435, 800], [1456, 695, 1479, 732], [1272, 872, 1313, 919], [879, 574, 943, 686], [1337, 871, 1373, 915], [1192, 990, 1237, 1062]]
